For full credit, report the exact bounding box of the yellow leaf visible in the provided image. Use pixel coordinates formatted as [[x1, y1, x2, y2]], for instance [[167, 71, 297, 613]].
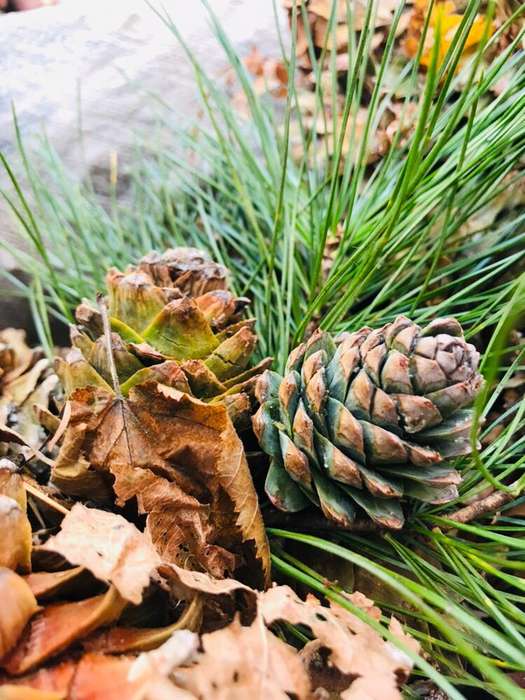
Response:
[[405, 0, 493, 70]]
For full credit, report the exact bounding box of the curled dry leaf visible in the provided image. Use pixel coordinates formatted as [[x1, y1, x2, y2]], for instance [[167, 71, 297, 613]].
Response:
[[0, 569, 38, 660], [243, 46, 288, 99], [0, 465, 32, 573], [42, 504, 161, 605], [160, 562, 253, 601], [0, 462, 26, 507], [0, 578, 419, 698], [82, 599, 202, 654], [0, 329, 35, 388], [23, 567, 86, 601], [129, 630, 198, 683], [52, 382, 270, 586], [1, 645, 198, 700], [1, 586, 127, 676], [0, 654, 110, 700], [0, 328, 57, 460], [129, 584, 418, 699], [159, 562, 256, 633]]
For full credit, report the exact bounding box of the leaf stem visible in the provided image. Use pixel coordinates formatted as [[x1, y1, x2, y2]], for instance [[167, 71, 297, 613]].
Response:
[[97, 293, 122, 398]]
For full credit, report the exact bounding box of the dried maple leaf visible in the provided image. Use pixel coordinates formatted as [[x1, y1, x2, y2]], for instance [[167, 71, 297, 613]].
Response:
[[52, 381, 270, 586], [42, 504, 161, 605], [0, 569, 38, 660]]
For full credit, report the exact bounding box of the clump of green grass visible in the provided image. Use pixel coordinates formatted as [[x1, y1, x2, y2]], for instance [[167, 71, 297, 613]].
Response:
[[2, 1, 525, 696]]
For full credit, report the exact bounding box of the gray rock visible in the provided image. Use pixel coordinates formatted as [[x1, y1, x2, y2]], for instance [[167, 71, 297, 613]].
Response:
[[0, 0, 284, 331]]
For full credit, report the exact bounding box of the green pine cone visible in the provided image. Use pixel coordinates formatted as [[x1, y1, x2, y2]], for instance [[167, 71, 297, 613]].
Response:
[[64, 248, 270, 415], [253, 316, 483, 529]]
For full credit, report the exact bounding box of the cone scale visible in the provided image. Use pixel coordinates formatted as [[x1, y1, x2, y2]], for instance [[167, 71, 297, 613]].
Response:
[[253, 316, 483, 529]]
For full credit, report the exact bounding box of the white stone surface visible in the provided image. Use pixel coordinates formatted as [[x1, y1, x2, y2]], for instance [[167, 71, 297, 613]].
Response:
[[0, 0, 284, 265]]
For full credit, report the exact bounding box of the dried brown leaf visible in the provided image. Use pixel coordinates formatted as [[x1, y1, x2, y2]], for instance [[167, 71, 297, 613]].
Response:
[[174, 617, 310, 699], [1, 587, 126, 675], [51, 419, 113, 503], [260, 584, 419, 697], [23, 567, 86, 601], [0, 569, 38, 660], [0, 463, 26, 509], [54, 382, 270, 586], [82, 600, 201, 654], [244, 46, 265, 76], [67, 654, 142, 700], [0, 329, 57, 462], [160, 562, 253, 601], [42, 504, 161, 605], [0, 329, 35, 386], [1, 359, 50, 410], [12, 374, 59, 453], [313, 18, 350, 51], [308, 0, 397, 32], [129, 630, 198, 680], [0, 465, 32, 573]]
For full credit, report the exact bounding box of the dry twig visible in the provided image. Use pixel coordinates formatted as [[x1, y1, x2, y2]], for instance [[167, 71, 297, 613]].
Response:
[[443, 488, 519, 525]]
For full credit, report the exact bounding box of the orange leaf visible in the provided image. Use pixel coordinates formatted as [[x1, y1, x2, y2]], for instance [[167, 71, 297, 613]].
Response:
[[405, 0, 492, 70], [1, 587, 126, 675], [0, 569, 38, 660], [0, 687, 64, 699], [68, 654, 141, 700], [0, 659, 76, 696]]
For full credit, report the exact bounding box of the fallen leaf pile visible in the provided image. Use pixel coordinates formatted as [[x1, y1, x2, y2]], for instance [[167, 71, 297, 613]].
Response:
[[0, 329, 59, 467], [0, 478, 419, 699], [257, 0, 505, 168], [0, 249, 272, 588], [48, 376, 270, 586]]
